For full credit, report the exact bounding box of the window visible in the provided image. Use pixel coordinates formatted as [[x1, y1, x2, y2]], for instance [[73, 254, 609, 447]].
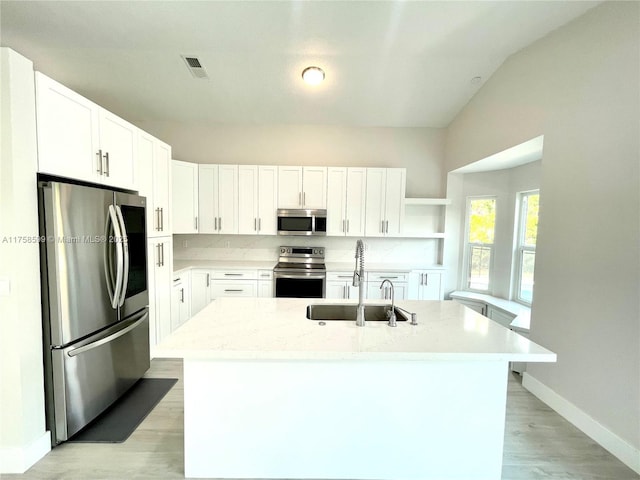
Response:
[[516, 191, 539, 304], [466, 197, 496, 291]]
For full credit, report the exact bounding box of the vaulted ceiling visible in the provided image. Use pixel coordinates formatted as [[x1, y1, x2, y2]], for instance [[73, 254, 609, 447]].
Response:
[[1, 1, 600, 127]]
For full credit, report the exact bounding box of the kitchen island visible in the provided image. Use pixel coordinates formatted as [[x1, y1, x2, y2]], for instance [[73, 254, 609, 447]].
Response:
[[155, 297, 556, 480]]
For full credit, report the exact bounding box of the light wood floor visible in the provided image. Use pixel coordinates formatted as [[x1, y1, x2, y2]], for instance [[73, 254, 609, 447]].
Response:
[[6, 359, 638, 480]]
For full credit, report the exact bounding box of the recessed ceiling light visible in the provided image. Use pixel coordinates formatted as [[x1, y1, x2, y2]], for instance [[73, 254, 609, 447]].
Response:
[[302, 66, 325, 85]]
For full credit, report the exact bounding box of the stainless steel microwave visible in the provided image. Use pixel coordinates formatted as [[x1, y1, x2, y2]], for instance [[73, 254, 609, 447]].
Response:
[[277, 209, 327, 236]]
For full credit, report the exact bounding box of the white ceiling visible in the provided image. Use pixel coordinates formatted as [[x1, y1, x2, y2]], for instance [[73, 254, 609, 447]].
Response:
[[0, 1, 600, 128]]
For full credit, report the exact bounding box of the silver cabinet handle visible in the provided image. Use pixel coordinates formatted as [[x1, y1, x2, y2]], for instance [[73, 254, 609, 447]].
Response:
[[180, 287, 184, 303], [160, 242, 165, 267], [224, 289, 244, 292], [347, 219, 350, 232], [156, 243, 161, 267], [103, 151, 110, 177], [219, 217, 222, 231], [195, 216, 198, 230], [298, 192, 302, 206], [96, 149, 103, 174], [424, 273, 428, 286], [254, 218, 257, 231], [381, 220, 384, 233], [385, 220, 389, 233], [342, 219, 345, 233], [155, 208, 160, 231], [206, 273, 210, 287], [337, 275, 352, 279], [224, 273, 243, 277], [303, 192, 306, 206], [258, 218, 261, 231], [343, 285, 346, 298], [420, 273, 424, 285], [160, 207, 164, 232]]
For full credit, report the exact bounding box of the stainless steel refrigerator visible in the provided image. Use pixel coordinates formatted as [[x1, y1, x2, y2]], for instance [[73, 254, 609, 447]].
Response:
[[38, 180, 150, 444]]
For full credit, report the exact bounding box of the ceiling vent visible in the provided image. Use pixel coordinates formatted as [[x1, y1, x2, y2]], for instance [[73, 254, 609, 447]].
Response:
[[181, 55, 209, 79]]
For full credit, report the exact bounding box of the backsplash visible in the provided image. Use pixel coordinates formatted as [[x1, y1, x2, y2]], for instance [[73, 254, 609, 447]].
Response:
[[173, 234, 441, 265]]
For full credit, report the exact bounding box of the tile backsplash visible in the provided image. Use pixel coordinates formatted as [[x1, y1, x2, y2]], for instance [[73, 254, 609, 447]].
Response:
[[173, 234, 441, 265]]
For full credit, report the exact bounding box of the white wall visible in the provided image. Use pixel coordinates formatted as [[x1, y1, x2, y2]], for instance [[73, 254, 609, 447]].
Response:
[[0, 48, 50, 473], [137, 123, 446, 198], [445, 1, 639, 469]]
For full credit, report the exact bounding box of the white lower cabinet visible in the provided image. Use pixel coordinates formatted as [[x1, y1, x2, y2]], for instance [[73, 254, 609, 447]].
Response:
[[366, 272, 408, 300], [148, 237, 172, 349], [487, 305, 516, 328], [408, 270, 443, 300], [326, 272, 358, 299], [191, 269, 212, 316], [171, 272, 191, 331], [257, 270, 274, 298]]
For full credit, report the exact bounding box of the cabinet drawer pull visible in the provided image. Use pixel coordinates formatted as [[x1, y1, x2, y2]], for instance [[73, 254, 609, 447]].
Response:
[[160, 207, 164, 231], [160, 243, 165, 266], [103, 151, 110, 177], [180, 288, 184, 303], [96, 149, 103, 174], [206, 273, 210, 287], [224, 273, 244, 276], [224, 289, 244, 292]]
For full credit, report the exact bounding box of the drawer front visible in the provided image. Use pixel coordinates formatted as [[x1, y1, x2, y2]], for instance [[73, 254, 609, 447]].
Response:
[[211, 270, 258, 280], [326, 271, 355, 282], [367, 271, 408, 283], [211, 281, 257, 297], [257, 269, 274, 280]]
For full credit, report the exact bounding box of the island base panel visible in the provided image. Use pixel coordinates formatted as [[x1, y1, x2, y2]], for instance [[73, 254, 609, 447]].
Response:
[[184, 359, 509, 479]]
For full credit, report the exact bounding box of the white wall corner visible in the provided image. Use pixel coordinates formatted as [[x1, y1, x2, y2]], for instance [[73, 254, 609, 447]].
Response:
[[0, 431, 50, 474], [522, 373, 640, 475]]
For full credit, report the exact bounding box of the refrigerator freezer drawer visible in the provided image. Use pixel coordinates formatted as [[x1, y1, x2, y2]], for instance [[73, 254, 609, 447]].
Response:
[[50, 309, 150, 443]]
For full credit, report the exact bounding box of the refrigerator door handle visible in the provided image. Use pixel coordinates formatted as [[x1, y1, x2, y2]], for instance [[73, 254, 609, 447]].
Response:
[[104, 205, 124, 309], [67, 310, 148, 357], [114, 205, 129, 308]]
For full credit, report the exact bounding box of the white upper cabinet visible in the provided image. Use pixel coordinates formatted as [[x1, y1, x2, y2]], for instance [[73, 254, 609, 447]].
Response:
[[138, 131, 172, 238], [35, 72, 137, 190], [198, 164, 238, 234], [172, 160, 199, 234], [364, 168, 406, 237], [327, 167, 366, 237], [239, 165, 278, 235], [278, 166, 327, 209]]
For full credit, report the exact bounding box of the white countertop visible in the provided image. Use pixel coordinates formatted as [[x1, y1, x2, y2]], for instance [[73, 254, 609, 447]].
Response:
[[154, 298, 556, 362], [450, 291, 531, 332]]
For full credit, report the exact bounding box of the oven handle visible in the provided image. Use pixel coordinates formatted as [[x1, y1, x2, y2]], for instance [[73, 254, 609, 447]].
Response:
[[274, 273, 326, 280]]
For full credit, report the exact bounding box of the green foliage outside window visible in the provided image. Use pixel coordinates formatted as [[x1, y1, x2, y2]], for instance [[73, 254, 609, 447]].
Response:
[[468, 198, 496, 244]]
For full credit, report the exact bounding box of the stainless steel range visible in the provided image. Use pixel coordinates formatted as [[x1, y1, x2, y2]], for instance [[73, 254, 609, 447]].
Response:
[[273, 246, 326, 298]]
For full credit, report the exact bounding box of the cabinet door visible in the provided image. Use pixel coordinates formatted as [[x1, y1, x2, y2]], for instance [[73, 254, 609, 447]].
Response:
[[278, 166, 303, 208], [326, 167, 347, 236], [198, 164, 218, 233], [170, 285, 181, 336], [345, 168, 367, 237], [172, 160, 198, 233], [138, 132, 156, 236], [419, 272, 442, 300], [98, 108, 137, 190], [150, 238, 172, 345], [258, 280, 273, 298], [302, 166, 327, 208], [35, 72, 99, 182], [383, 168, 406, 237], [191, 270, 211, 316], [367, 282, 407, 301], [365, 168, 386, 237], [257, 166, 278, 235], [326, 281, 348, 299], [217, 165, 238, 234], [154, 141, 172, 234], [238, 165, 258, 234]]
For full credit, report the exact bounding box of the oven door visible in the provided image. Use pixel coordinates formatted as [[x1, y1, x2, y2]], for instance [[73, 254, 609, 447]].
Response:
[[274, 272, 326, 298]]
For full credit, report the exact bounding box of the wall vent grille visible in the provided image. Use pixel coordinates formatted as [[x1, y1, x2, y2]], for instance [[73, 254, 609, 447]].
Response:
[[181, 55, 209, 79]]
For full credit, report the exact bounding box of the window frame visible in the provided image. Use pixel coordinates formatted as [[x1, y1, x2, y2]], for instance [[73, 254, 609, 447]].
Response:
[[514, 190, 539, 305], [464, 195, 497, 293]]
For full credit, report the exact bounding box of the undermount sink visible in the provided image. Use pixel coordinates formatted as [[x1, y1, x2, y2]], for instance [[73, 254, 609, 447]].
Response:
[[306, 304, 408, 322]]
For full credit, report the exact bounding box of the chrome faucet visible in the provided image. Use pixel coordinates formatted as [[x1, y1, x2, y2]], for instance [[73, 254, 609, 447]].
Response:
[[353, 239, 366, 326], [380, 279, 397, 327]]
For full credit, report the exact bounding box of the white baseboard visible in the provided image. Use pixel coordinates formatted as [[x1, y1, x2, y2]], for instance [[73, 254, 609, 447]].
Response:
[[0, 431, 51, 474], [523, 373, 640, 475]]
